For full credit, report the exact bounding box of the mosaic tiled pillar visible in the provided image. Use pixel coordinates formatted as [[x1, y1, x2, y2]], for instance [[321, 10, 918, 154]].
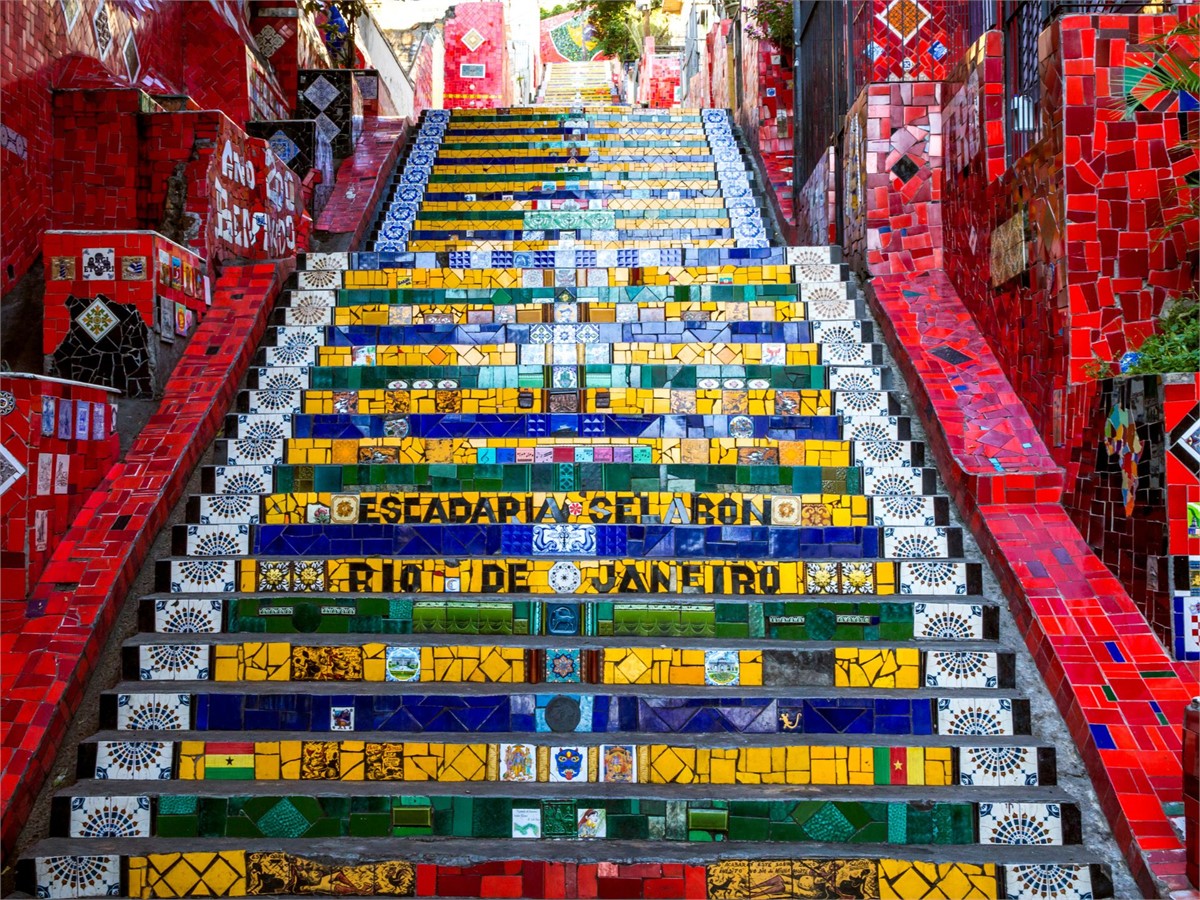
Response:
[[296, 69, 363, 159]]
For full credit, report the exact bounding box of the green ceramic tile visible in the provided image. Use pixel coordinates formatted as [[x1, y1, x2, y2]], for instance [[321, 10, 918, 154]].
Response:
[[156, 815, 199, 838], [349, 813, 391, 837]]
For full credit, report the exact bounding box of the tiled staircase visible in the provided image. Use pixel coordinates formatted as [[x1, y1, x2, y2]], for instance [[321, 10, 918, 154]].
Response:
[[19, 107, 1115, 899], [541, 62, 618, 106]]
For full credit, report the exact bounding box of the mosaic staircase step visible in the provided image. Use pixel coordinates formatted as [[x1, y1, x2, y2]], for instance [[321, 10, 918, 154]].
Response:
[[273, 300, 854, 326], [249, 363, 882, 393], [188, 488, 945, 528], [261, 321, 876, 350], [317, 277, 850, 304], [313, 265, 827, 290], [16, 851, 1115, 900], [142, 597, 998, 641], [122, 637, 1013, 688], [237, 387, 894, 415], [26, 106, 1114, 899], [170, 522, 967, 562], [96, 686, 1033, 736], [70, 732, 1058, 788], [220, 413, 907, 445], [46, 790, 1085, 847], [201, 461, 937, 495], [157, 557, 984, 598]]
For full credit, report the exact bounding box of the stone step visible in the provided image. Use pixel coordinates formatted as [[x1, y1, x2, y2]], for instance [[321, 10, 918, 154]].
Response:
[[276, 342, 878, 369], [236, 387, 897, 418], [215, 437, 926, 470], [273, 300, 851, 328], [260, 319, 876, 349], [99, 684, 1035, 737], [141, 597, 999, 642]]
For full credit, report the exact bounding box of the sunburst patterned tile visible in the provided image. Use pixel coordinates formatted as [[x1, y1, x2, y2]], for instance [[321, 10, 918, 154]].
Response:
[[245, 389, 303, 414], [197, 493, 259, 525], [979, 802, 1063, 845], [94, 740, 174, 780], [834, 390, 891, 416], [283, 306, 333, 326], [1003, 864, 1095, 900], [958, 745, 1041, 786], [936, 698, 1014, 735], [34, 855, 121, 897], [883, 526, 950, 558], [184, 524, 251, 557], [153, 599, 223, 634], [872, 494, 938, 526], [210, 465, 274, 495], [925, 651, 998, 688], [116, 693, 191, 730], [828, 366, 883, 391], [167, 559, 237, 593], [899, 561, 970, 595], [912, 603, 984, 640], [862, 466, 929, 496], [68, 795, 151, 837], [138, 644, 210, 680]]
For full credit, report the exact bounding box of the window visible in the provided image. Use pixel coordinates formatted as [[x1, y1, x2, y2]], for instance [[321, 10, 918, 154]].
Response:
[[1003, 0, 1046, 161], [460, 63, 486, 79]]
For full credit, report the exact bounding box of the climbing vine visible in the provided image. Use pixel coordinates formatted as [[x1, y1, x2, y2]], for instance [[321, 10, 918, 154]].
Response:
[[743, 0, 794, 56]]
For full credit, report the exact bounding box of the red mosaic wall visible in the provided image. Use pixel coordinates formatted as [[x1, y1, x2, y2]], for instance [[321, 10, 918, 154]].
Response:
[[205, 116, 310, 265], [1, 0, 303, 294], [636, 38, 681, 108], [795, 147, 836, 245], [248, 0, 331, 108], [846, 80, 944, 275], [850, 0, 970, 86], [1065, 373, 1200, 658], [940, 14, 1198, 477], [0, 374, 119, 599], [443, 2, 510, 109], [845, 5, 1200, 888]]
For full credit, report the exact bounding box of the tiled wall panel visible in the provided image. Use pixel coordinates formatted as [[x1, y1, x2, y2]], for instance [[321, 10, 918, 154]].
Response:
[[0, 374, 119, 598], [443, 2, 510, 109]]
